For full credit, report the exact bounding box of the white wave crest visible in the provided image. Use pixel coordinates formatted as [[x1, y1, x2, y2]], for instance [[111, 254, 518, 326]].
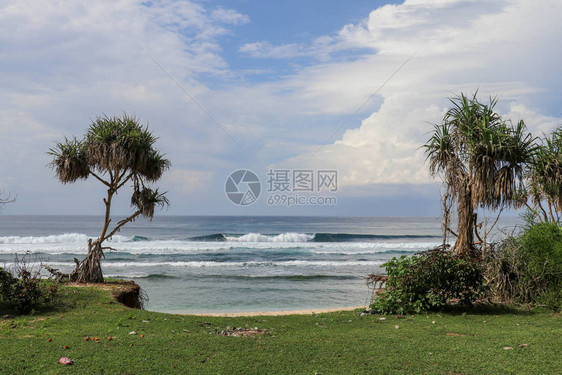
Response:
[[0, 233, 136, 245], [0, 239, 441, 256], [43, 260, 384, 268], [224, 232, 314, 242], [0, 233, 89, 244]]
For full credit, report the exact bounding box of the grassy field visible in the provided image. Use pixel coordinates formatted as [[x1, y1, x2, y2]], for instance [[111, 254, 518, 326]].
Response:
[[0, 284, 560, 374]]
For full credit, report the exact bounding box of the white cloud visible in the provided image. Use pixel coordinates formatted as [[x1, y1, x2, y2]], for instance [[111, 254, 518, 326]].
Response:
[[163, 169, 213, 192], [506, 104, 561, 135], [0, 0, 252, 214], [270, 0, 562, 188], [210, 7, 250, 25], [1, 0, 560, 215], [239, 41, 308, 58]]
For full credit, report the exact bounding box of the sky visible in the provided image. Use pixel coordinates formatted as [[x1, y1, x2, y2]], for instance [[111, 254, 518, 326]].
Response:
[[0, 0, 560, 217]]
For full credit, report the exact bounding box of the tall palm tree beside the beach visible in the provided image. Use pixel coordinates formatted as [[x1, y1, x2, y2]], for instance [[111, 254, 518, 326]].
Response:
[[424, 93, 535, 258], [48, 114, 170, 283]]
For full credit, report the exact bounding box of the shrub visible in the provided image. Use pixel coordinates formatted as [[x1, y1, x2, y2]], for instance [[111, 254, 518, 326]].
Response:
[[487, 223, 562, 310], [0, 257, 59, 314], [370, 249, 486, 314]]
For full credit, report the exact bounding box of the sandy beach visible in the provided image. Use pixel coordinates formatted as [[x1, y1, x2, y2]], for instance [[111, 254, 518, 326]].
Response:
[[192, 306, 365, 317]]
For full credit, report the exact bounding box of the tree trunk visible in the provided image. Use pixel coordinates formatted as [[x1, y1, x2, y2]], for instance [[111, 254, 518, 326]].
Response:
[[69, 239, 105, 283], [455, 189, 476, 258], [67, 187, 114, 283]]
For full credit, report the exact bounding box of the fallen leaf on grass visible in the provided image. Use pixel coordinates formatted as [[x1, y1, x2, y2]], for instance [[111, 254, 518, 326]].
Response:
[[503, 346, 513, 350], [519, 344, 528, 348]]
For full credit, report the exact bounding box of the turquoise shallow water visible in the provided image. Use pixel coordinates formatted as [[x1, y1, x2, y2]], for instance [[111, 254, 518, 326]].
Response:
[[0, 215, 521, 313]]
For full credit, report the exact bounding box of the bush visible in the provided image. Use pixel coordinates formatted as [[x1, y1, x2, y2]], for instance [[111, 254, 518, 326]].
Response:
[[0, 257, 59, 314], [487, 223, 562, 310], [370, 249, 486, 314]]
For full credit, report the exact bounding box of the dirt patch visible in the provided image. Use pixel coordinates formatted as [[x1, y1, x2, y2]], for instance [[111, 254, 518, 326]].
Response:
[[215, 327, 268, 337], [110, 281, 143, 309]]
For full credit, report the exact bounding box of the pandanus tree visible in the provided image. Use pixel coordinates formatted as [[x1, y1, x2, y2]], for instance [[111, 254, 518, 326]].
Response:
[[48, 114, 170, 283], [526, 126, 562, 223], [424, 93, 535, 258]]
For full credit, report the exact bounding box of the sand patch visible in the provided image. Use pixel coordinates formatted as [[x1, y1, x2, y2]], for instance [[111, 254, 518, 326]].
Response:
[[192, 306, 364, 317]]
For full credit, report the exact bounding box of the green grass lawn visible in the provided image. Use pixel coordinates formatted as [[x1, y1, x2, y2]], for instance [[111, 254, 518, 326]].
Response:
[[0, 284, 560, 374]]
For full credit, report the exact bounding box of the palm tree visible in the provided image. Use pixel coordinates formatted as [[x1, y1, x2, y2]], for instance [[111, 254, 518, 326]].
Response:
[[424, 93, 535, 258], [526, 126, 562, 223], [48, 114, 170, 283]]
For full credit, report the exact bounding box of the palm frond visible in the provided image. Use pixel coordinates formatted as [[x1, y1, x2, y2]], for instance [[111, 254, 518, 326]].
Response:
[[48, 137, 89, 183], [84, 114, 170, 178], [131, 187, 170, 220]]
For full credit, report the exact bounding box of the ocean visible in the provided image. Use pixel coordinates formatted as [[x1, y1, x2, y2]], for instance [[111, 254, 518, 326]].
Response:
[[0, 215, 521, 314]]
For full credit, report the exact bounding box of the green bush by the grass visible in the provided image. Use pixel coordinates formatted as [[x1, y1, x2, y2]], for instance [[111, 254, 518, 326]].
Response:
[[491, 222, 562, 311], [0, 284, 560, 374], [0, 266, 59, 314], [370, 249, 486, 314]]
